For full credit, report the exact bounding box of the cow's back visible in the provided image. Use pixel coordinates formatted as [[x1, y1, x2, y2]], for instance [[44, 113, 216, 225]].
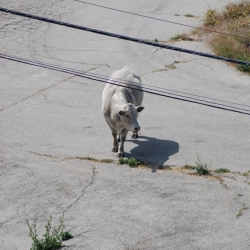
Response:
[[102, 67, 143, 112]]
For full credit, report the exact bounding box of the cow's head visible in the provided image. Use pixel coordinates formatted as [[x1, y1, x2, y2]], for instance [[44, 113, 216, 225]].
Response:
[[118, 103, 144, 133]]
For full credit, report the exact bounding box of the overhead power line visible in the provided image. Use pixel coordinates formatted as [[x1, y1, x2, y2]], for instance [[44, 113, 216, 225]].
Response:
[[75, 0, 249, 40], [0, 7, 249, 66], [0, 52, 250, 116]]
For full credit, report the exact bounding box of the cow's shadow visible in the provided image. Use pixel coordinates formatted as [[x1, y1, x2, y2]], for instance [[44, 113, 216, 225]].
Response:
[[126, 136, 179, 168]]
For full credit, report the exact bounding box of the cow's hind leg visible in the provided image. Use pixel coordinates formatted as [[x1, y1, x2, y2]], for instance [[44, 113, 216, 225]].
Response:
[[118, 129, 128, 157], [111, 129, 118, 152]]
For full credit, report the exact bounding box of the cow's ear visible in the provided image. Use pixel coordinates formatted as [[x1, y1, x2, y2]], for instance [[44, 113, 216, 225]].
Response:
[[136, 106, 144, 112], [118, 110, 125, 116]]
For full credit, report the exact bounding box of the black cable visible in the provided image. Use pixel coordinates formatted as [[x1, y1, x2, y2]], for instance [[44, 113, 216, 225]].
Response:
[[75, 0, 249, 41], [0, 52, 250, 116], [0, 7, 249, 66], [86, 72, 250, 109], [1, 51, 248, 112]]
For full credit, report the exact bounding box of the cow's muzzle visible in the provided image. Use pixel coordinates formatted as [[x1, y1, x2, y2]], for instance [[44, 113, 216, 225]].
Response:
[[133, 126, 140, 133]]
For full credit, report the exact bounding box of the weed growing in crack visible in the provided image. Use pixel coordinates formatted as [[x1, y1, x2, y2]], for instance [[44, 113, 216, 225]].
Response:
[[195, 156, 210, 175], [27, 214, 72, 250], [118, 157, 141, 168], [158, 165, 165, 170], [158, 165, 172, 170], [76, 156, 113, 163], [215, 168, 230, 173], [61, 231, 73, 241], [243, 171, 250, 176], [171, 33, 194, 41], [184, 14, 195, 17], [77, 156, 98, 161], [182, 164, 195, 170], [100, 159, 114, 163]]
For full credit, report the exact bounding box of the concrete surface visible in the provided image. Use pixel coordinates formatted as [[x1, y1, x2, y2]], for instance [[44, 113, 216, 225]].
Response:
[[0, 0, 250, 249]]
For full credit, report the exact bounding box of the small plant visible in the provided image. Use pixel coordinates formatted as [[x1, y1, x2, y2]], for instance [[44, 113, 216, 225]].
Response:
[[204, 9, 219, 26], [215, 168, 230, 173], [171, 33, 194, 41], [242, 171, 250, 176], [195, 156, 210, 175], [60, 231, 73, 241], [185, 14, 195, 17], [154, 38, 159, 42], [27, 214, 72, 250], [76, 156, 98, 161], [196, 164, 209, 175], [118, 157, 140, 168], [237, 55, 250, 73], [182, 164, 195, 170], [127, 157, 138, 167], [100, 159, 114, 163], [118, 157, 129, 165]]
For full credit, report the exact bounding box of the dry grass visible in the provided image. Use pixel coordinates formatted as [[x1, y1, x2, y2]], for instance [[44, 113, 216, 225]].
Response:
[[203, 1, 250, 73]]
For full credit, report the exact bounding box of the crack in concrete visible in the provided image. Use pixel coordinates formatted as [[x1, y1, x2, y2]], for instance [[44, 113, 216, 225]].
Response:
[[63, 166, 97, 213], [0, 75, 75, 112], [142, 62, 178, 76]]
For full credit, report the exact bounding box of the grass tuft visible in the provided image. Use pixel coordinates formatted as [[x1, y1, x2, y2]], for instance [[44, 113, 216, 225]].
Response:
[[215, 168, 230, 173], [242, 171, 250, 176], [100, 159, 114, 163], [171, 33, 194, 41]]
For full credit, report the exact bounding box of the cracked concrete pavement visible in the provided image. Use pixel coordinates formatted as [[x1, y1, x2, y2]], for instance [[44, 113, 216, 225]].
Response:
[[0, 0, 250, 249]]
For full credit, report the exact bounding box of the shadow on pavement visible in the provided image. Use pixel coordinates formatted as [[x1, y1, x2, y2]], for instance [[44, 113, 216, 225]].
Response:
[[126, 135, 179, 167]]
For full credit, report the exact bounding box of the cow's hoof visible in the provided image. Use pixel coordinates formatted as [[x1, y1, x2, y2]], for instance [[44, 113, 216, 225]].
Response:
[[131, 133, 138, 139], [112, 147, 118, 152], [117, 137, 121, 142], [117, 152, 125, 157]]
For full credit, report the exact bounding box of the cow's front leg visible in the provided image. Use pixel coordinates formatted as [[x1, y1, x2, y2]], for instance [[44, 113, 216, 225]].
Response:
[[118, 129, 128, 157], [131, 132, 138, 139], [111, 130, 118, 152]]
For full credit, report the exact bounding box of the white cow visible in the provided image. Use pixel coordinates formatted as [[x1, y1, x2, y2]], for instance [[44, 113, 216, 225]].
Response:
[[102, 66, 144, 157]]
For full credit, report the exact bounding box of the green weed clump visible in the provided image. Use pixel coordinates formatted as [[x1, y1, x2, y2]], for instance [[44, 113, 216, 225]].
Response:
[[243, 171, 250, 176], [203, 1, 250, 73], [61, 231, 73, 241], [118, 157, 140, 168], [27, 215, 72, 250], [195, 156, 210, 175], [215, 168, 230, 173]]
